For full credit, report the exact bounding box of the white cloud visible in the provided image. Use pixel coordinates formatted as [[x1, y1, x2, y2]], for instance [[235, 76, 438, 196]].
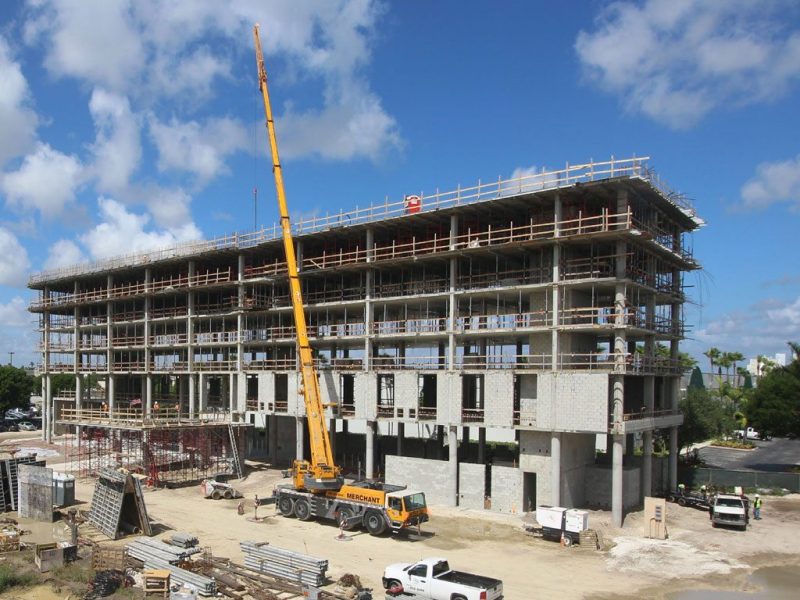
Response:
[[80, 197, 201, 260], [2, 143, 83, 216], [0, 35, 38, 165], [149, 116, 247, 183], [0, 227, 31, 286], [576, 1, 800, 128], [44, 239, 85, 270], [693, 295, 800, 359], [88, 88, 141, 193], [25, 0, 401, 162], [740, 155, 800, 211], [144, 187, 194, 230], [0, 296, 28, 327]]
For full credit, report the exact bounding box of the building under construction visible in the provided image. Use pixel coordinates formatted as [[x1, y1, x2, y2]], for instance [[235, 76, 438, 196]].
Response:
[[29, 156, 702, 525]]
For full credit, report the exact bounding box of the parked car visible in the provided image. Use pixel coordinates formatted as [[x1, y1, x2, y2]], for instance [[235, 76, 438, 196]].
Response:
[[17, 421, 36, 432]]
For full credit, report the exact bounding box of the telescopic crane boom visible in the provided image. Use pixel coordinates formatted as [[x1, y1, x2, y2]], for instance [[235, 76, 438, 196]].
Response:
[[253, 24, 342, 492]]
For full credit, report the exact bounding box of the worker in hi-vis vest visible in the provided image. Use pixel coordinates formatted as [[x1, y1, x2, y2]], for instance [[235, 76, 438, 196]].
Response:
[[753, 494, 762, 520]]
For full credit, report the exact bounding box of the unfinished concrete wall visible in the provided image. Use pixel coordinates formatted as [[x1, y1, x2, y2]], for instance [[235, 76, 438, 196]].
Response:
[[560, 433, 596, 507], [436, 373, 460, 425], [274, 415, 298, 465], [518, 431, 553, 505], [318, 370, 338, 419], [393, 372, 418, 418], [257, 372, 274, 412], [385, 456, 452, 506], [584, 465, 641, 510], [484, 372, 514, 427], [537, 372, 608, 432], [356, 372, 374, 420], [490, 465, 524, 514], [518, 374, 538, 428], [18, 464, 53, 522], [458, 463, 486, 509]]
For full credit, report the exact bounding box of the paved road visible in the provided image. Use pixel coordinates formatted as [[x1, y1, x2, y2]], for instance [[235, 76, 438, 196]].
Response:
[[698, 437, 800, 472]]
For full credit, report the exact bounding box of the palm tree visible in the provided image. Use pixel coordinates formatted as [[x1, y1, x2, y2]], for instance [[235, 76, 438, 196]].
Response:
[[717, 352, 732, 383], [728, 352, 744, 387], [704, 347, 721, 376]]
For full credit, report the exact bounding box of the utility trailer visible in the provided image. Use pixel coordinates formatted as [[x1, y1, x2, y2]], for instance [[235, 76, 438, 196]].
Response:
[[665, 489, 710, 510]]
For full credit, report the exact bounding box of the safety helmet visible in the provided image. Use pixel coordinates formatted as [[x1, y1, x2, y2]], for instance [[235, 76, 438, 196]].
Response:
[[755, 494, 759, 498]]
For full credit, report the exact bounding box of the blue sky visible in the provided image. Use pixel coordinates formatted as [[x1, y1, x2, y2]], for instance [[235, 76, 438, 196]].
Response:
[[1, 0, 799, 368]]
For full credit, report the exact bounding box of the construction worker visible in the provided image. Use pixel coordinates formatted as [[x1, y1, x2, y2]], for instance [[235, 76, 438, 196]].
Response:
[[700, 484, 707, 500], [754, 494, 762, 520], [100, 401, 107, 414], [153, 400, 160, 414]]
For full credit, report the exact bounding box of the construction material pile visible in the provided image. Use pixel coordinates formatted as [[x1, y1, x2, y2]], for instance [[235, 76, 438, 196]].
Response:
[[126, 537, 201, 564], [240, 541, 328, 587]]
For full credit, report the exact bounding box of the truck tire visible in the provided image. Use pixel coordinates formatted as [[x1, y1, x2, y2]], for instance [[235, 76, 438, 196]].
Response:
[[385, 579, 402, 594], [364, 511, 387, 536], [278, 495, 295, 517], [338, 507, 358, 531], [562, 534, 573, 547], [451, 595, 467, 600], [294, 498, 313, 521]]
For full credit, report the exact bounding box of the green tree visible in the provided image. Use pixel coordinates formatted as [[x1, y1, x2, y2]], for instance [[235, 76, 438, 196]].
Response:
[[746, 342, 800, 437], [679, 387, 735, 451], [50, 374, 76, 396], [704, 347, 721, 376], [717, 352, 733, 383], [688, 366, 705, 389], [728, 352, 745, 386], [0, 366, 36, 413]]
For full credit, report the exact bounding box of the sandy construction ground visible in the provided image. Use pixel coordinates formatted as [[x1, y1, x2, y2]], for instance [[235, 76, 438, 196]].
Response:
[[67, 464, 800, 600]]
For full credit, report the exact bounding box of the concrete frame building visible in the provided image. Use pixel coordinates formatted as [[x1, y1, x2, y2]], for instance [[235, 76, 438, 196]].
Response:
[[29, 157, 701, 525]]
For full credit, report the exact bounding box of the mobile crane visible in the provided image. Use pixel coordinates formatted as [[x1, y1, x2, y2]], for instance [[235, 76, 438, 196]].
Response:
[[254, 25, 428, 536]]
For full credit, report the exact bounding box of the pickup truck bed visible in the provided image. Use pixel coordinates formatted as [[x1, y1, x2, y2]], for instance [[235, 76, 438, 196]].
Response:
[[437, 570, 502, 590]]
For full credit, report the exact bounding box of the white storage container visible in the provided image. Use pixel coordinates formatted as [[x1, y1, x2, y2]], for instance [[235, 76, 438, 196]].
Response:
[[536, 506, 566, 530]]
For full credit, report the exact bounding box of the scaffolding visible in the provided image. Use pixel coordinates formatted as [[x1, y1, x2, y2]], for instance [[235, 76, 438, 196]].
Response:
[[60, 419, 247, 486]]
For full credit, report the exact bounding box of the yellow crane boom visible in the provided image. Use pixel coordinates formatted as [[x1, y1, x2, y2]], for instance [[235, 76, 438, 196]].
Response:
[[254, 24, 342, 492]]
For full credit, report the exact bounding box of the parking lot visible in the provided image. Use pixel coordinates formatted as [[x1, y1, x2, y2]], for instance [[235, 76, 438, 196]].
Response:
[[698, 437, 800, 472]]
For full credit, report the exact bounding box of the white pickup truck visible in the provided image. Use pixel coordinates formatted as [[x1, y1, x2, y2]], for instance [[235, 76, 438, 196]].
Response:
[[383, 557, 503, 600], [734, 426, 760, 440]]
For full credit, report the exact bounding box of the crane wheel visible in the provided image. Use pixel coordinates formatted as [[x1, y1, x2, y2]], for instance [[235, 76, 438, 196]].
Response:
[[338, 507, 358, 531], [294, 498, 313, 521], [278, 495, 295, 517], [364, 511, 387, 536]]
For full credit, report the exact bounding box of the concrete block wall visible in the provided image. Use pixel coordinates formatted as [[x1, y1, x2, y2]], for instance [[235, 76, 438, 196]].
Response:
[[318, 370, 338, 419], [357, 372, 375, 420], [436, 373, 460, 425], [484, 372, 514, 427], [257, 372, 274, 412], [584, 465, 642, 510], [518, 374, 538, 428], [518, 430, 553, 505], [288, 373, 303, 417], [236, 373, 247, 412], [393, 372, 418, 418], [491, 465, 524, 514], [385, 456, 452, 506], [458, 463, 486, 509], [560, 433, 596, 507], [537, 372, 608, 432]]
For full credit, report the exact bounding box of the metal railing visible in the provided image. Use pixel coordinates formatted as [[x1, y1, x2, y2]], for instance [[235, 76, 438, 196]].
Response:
[[30, 156, 695, 285]]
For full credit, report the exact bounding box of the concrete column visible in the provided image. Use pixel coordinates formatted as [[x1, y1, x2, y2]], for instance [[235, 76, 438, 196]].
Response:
[[364, 229, 374, 371], [642, 431, 653, 498], [44, 374, 52, 443], [75, 375, 82, 411], [330, 418, 337, 459], [198, 373, 207, 412], [612, 376, 624, 424], [448, 214, 458, 371], [612, 433, 624, 527], [145, 374, 152, 415], [230, 373, 237, 413], [269, 415, 278, 464], [365, 420, 375, 479], [669, 426, 678, 491], [107, 374, 115, 414], [448, 426, 458, 506], [551, 194, 562, 370], [396, 422, 404, 456], [188, 374, 196, 418], [296, 417, 305, 462], [237, 254, 245, 372], [477, 427, 486, 463], [551, 431, 562, 506]]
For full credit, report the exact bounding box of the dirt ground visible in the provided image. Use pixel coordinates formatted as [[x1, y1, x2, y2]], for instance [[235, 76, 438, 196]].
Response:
[[70, 465, 800, 599], [3, 435, 800, 599]]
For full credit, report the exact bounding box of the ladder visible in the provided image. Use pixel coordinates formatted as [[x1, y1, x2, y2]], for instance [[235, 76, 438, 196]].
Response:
[[228, 424, 243, 479]]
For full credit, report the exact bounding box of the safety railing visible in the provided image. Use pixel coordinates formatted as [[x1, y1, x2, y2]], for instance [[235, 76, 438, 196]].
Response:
[[31, 156, 698, 287], [417, 407, 437, 420], [622, 408, 679, 422], [372, 355, 446, 370]]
